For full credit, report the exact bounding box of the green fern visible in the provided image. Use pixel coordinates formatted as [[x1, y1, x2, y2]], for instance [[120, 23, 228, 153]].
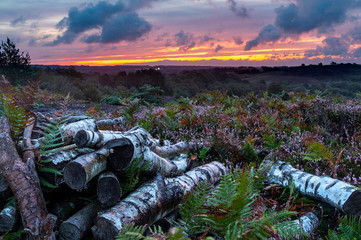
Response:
[[167, 227, 190, 240], [327, 216, 361, 240], [116, 224, 147, 240], [39, 117, 68, 155], [0, 93, 30, 139], [39, 176, 58, 189], [119, 156, 150, 194], [179, 166, 300, 239]]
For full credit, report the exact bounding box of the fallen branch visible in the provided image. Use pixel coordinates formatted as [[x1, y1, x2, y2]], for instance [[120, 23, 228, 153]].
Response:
[[0, 117, 56, 239], [266, 160, 361, 215], [91, 161, 227, 240]]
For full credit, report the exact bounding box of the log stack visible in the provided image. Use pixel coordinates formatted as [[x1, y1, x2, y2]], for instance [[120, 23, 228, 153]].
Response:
[[0, 115, 226, 239]]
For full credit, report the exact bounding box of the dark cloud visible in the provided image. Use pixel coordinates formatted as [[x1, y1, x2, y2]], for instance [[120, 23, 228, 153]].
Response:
[[174, 30, 196, 51], [227, 0, 249, 18], [245, 24, 282, 50], [84, 13, 151, 43], [275, 0, 361, 34], [305, 37, 349, 57], [200, 35, 214, 44], [245, 0, 361, 52], [215, 44, 224, 52], [10, 16, 26, 27], [47, 1, 152, 46], [233, 36, 243, 45]]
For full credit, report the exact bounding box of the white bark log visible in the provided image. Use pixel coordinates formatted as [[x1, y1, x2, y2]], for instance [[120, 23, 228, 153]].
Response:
[[61, 119, 97, 145], [41, 148, 94, 186], [96, 117, 124, 127], [92, 161, 227, 240], [152, 142, 199, 159], [63, 148, 110, 191], [266, 160, 361, 215], [292, 212, 319, 236], [143, 152, 190, 177]]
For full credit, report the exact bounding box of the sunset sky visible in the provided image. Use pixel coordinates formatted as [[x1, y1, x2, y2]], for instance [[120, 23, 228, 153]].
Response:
[[1, 0, 361, 66]]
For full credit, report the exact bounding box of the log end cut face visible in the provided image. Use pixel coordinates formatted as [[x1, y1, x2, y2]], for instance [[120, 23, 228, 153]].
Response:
[[343, 190, 361, 215], [59, 223, 82, 240], [63, 162, 87, 191], [92, 218, 119, 240], [106, 138, 134, 171], [74, 130, 91, 148], [97, 177, 122, 208]]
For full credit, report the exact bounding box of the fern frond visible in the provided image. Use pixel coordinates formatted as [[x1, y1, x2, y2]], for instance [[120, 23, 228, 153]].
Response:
[[116, 224, 146, 240], [167, 227, 190, 240], [39, 177, 58, 189], [0, 93, 30, 139], [327, 216, 361, 240], [119, 156, 149, 194], [38, 167, 62, 175]]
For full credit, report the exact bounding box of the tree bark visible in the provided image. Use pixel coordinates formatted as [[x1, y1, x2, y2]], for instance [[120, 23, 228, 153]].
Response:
[[59, 202, 101, 240], [0, 117, 56, 240], [92, 161, 227, 240], [0, 206, 16, 232], [266, 160, 361, 215], [0, 172, 8, 192], [97, 172, 122, 208]]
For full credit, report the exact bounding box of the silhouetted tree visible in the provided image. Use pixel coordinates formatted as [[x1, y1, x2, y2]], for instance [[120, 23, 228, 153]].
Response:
[[0, 37, 31, 70]]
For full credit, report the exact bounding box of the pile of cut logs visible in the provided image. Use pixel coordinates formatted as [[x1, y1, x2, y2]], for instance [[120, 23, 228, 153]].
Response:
[[1, 114, 361, 239], [0, 115, 227, 240]]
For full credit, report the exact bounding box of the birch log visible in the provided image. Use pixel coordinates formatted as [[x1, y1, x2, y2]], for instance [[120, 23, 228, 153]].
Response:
[[152, 142, 199, 158], [266, 160, 361, 215], [92, 161, 227, 240], [97, 172, 122, 208], [0, 206, 16, 232], [61, 119, 97, 145], [96, 117, 124, 127], [0, 117, 56, 240], [291, 212, 319, 237], [40, 148, 94, 186], [63, 147, 110, 191], [59, 202, 101, 240], [142, 152, 190, 177]]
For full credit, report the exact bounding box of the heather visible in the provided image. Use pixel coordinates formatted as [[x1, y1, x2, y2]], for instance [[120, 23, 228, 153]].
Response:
[[78, 90, 361, 238]]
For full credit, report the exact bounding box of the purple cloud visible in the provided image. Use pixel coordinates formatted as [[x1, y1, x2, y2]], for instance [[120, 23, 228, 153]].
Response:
[[245, 24, 282, 50], [305, 37, 349, 57], [174, 30, 196, 51]]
